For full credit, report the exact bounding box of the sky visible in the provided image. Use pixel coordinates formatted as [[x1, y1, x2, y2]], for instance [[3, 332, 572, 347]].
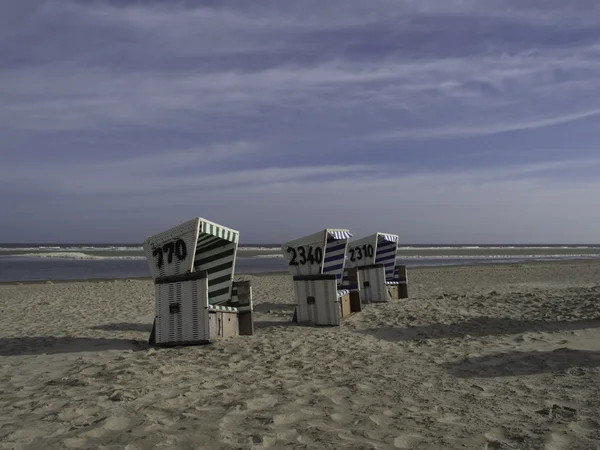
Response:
[[1, 0, 600, 244]]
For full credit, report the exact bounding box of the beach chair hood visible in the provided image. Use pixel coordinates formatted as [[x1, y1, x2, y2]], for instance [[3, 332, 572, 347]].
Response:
[[282, 228, 352, 282], [346, 232, 398, 280], [143, 217, 239, 305]]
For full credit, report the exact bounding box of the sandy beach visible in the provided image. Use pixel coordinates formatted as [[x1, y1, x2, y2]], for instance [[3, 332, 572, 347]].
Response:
[[1, 261, 599, 449]]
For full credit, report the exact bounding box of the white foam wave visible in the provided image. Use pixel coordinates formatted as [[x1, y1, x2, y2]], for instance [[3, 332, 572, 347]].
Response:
[[399, 253, 600, 260], [16, 252, 146, 260], [0, 246, 143, 252], [396, 246, 599, 250], [238, 246, 280, 251]]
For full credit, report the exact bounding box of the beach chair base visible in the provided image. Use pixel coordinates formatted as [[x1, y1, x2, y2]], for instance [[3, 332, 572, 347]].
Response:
[[149, 271, 254, 347], [148, 309, 241, 346], [339, 290, 362, 317], [148, 318, 212, 346], [339, 268, 364, 308], [386, 282, 409, 299], [357, 265, 388, 303], [230, 280, 255, 336], [349, 290, 362, 314], [340, 291, 352, 317], [387, 265, 409, 299], [292, 275, 362, 326], [293, 275, 341, 326], [208, 310, 239, 340]]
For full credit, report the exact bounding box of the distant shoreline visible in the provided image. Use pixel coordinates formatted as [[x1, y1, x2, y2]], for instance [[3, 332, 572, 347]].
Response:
[[2, 246, 600, 259], [2, 259, 599, 286]]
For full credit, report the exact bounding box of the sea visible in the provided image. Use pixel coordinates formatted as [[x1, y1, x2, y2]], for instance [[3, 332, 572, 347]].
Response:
[[0, 243, 599, 283]]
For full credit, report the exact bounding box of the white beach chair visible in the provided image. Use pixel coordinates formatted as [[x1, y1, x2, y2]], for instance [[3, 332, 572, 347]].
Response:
[[142, 217, 253, 346], [342, 232, 407, 302], [282, 229, 361, 326]]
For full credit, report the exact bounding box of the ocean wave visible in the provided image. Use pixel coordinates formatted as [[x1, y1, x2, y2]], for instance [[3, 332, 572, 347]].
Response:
[[238, 246, 281, 251], [396, 246, 599, 250], [399, 253, 600, 260], [16, 252, 146, 260], [0, 246, 143, 252], [239, 253, 600, 261]]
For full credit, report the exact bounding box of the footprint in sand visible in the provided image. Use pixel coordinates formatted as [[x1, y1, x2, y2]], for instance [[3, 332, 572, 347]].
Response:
[[78, 365, 106, 377], [245, 394, 278, 411], [568, 418, 600, 435], [393, 433, 424, 449], [102, 416, 133, 431], [5, 428, 47, 445], [330, 412, 354, 423], [437, 414, 466, 426], [63, 437, 90, 449], [368, 414, 393, 427], [544, 432, 573, 450], [78, 416, 132, 439], [57, 407, 101, 422], [272, 412, 305, 426], [244, 434, 278, 449]]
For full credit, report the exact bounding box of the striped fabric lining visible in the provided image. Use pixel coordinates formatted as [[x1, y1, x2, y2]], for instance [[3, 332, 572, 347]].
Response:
[[322, 235, 349, 282], [337, 289, 350, 297], [201, 222, 239, 243], [379, 234, 398, 242], [194, 234, 237, 304], [376, 236, 398, 281], [328, 231, 353, 240], [207, 305, 239, 312], [386, 281, 407, 285]]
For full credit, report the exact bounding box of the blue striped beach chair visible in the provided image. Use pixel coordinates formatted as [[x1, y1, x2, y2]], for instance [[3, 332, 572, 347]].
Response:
[[282, 229, 361, 326], [342, 232, 405, 302], [143, 217, 254, 346]]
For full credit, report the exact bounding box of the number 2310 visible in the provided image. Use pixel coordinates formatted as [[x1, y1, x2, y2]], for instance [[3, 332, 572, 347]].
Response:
[[349, 244, 374, 262]]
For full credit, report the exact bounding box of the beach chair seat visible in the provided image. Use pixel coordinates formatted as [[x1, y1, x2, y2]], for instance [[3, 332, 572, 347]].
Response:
[[283, 229, 360, 326], [389, 264, 409, 299], [143, 217, 254, 346]]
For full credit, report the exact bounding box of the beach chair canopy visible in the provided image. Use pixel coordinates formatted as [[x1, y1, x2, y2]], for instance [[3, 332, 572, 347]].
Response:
[[143, 217, 239, 305], [346, 232, 398, 280], [282, 228, 352, 281]]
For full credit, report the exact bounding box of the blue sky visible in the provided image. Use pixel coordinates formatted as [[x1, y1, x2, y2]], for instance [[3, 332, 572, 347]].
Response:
[[1, 0, 600, 244]]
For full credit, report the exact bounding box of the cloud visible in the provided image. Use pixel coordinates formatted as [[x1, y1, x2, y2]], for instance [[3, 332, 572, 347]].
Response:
[[1, 1, 600, 136], [3, 155, 600, 243], [371, 108, 600, 140], [2, 1, 600, 243]]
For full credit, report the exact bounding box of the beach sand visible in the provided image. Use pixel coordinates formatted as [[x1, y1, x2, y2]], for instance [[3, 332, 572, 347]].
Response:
[[1, 261, 599, 449]]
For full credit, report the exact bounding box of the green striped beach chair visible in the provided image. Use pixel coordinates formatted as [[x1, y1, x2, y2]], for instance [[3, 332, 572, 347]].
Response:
[[143, 217, 253, 346], [282, 228, 361, 326]]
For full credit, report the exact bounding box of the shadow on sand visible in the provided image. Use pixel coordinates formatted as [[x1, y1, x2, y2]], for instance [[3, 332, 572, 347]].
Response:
[[355, 317, 600, 342], [91, 322, 153, 333], [445, 348, 600, 378], [0, 336, 147, 356], [254, 320, 297, 328], [252, 303, 296, 313], [252, 302, 296, 327]]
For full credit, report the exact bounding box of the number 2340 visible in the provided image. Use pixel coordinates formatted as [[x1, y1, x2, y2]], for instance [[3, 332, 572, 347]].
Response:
[[287, 246, 323, 266]]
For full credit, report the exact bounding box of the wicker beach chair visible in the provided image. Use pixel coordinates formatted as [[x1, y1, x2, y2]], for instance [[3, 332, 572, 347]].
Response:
[[341, 232, 408, 302], [143, 217, 253, 346], [282, 229, 361, 326]]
